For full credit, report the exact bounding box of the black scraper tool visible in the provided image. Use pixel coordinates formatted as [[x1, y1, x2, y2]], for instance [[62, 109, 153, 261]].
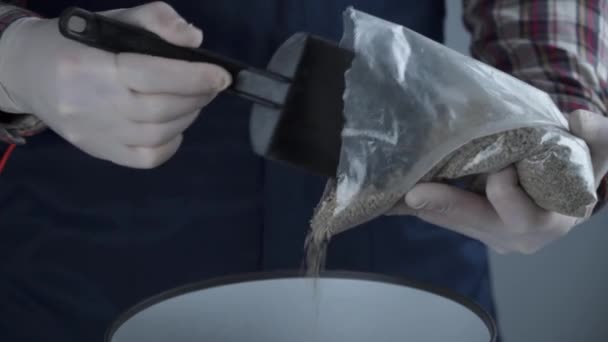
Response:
[[58, 7, 354, 177]]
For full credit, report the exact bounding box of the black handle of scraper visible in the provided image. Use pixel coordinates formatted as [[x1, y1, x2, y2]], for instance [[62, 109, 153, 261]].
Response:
[[58, 7, 289, 109]]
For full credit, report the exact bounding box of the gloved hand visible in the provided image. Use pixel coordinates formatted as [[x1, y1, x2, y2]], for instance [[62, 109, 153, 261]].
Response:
[[0, 2, 231, 168], [396, 110, 608, 254]]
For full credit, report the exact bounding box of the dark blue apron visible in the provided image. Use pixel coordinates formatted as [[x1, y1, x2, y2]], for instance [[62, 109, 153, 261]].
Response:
[[0, 1, 497, 341]]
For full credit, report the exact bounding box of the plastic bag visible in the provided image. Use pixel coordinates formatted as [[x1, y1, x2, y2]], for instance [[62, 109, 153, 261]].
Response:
[[310, 8, 597, 240]]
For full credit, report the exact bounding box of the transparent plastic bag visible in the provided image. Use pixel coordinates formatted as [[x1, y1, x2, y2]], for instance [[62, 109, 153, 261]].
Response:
[[310, 8, 597, 240]]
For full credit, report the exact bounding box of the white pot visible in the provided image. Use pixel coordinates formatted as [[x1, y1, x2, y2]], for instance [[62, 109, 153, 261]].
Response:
[[108, 272, 496, 342]]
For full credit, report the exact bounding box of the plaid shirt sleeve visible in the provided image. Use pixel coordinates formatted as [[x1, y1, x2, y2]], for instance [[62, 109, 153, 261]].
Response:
[[463, 0, 608, 212], [0, 0, 46, 145]]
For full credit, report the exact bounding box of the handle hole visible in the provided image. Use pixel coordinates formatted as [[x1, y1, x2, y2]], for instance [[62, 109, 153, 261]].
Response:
[[67, 15, 87, 34]]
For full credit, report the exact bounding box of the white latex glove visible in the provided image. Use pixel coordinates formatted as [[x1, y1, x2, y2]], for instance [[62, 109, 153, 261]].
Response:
[[0, 2, 231, 168], [397, 110, 608, 254]]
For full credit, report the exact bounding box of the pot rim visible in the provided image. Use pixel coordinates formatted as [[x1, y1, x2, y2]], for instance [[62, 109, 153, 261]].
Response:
[[106, 270, 497, 342]]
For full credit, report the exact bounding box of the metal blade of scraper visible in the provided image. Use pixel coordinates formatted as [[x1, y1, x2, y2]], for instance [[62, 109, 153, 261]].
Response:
[[250, 33, 354, 177]]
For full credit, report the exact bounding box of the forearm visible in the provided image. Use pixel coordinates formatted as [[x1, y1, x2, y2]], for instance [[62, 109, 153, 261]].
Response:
[[463, 0, 608, 211], [463, 0, 607, 114], [0, 1, 45, 144]]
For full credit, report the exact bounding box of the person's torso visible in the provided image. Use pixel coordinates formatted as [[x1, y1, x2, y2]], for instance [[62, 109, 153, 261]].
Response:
[[0, 1, 493, 340]]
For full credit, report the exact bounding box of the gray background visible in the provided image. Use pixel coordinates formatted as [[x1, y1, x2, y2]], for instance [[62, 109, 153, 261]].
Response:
[[443, 2, 608, 341]]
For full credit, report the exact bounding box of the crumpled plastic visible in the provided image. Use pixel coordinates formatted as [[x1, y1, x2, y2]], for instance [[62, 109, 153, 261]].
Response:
[[310, 8, 597, 240]]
